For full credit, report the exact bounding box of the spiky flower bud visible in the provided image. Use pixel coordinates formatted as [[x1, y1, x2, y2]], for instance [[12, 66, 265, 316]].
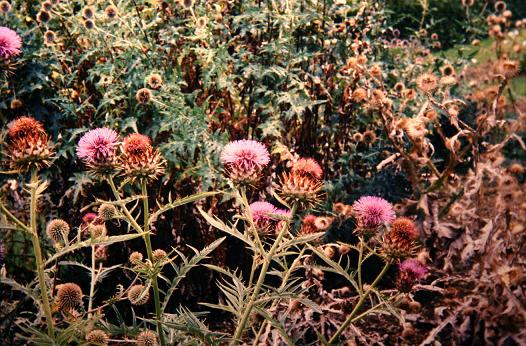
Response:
[[277, 159, 324, 209], [46, 219, 70, 243], [298, 214, 318, 235], [382, 217, 419, 259], [129, 251, 144, 265], [136, 330, 158, 346], [146, 74, 163, 90], [56, 283, 83, 310], [86, 330, 110, 346], [152, 249, 167, 263], [128, 284, 149, 305], [6, 116, 54, 172], [119, 133, 165, 182], [89, 224, 107, 239], [98, 203, 117, 221]]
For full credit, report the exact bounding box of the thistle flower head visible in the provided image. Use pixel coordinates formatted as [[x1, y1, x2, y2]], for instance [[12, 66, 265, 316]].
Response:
[[6, 116, 53, 171], [129, 251, 143, 265], [277, 172, 324, 209], [83, 213, 97, 224], [314, 216, 333, 231], [416, 73, 438, 93], [128, 284, 149, 305], [299, 214, 318, 235], [152, 249, 167, 264], [352, 196, 395, 230], [46, 219, 70, 243], [382, 217, 419, 259], [77, 128, 119, 175], [56, 283, 83, 310], [120, 133, 165, 182], [136, 88, 152, 104], [291, 158, 323, 180], [0, 27, 22, 59], [86, 330, 109, 346], [98, 203, 117, 221], [248, 201, 277, 234], [0, 1, 12, 13], [147, 73, 163, 90], [89, 224, 107, 238], [396, 259, 428, 292], [220, 139, 270, 185], [105, 5, 118, 18], [136, 330, 158, 346]]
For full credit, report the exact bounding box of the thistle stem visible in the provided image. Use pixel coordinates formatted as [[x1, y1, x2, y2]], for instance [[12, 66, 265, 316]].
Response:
[[357, 238, 364, 295], [230, 203, 298, 345], [328, 261, 391, 344], [141, 181, 166, 346], [88, 245, 96, 318], [29, 170, 54, 337]]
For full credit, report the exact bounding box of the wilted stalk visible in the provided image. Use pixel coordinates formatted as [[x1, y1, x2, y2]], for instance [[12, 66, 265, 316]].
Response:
[[29, 170, 54, 337], [231, 203, 298, 345]]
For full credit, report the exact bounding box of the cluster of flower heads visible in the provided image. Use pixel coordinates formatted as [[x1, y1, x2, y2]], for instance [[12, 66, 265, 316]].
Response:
[[5, 116, 54, 172], [77, 128, 165, 181], [220, 139, 324, 209]]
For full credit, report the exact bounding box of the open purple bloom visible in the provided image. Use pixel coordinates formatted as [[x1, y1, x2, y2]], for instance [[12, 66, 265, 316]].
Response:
[[0, 27, 22, 59], [352, 196, 395, 228]]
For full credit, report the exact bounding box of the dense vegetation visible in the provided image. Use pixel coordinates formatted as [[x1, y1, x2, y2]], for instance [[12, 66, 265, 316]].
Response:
[[1, 0, 525, 345]]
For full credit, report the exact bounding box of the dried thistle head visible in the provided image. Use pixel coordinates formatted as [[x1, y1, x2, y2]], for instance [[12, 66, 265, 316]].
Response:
[[298, 214, 318, 235], [46, 219, 70, 243], [314, 216, 333, 231], [98, 203, 117, 221], [147, 74, 163, 90], [416, 73, 438, 93], [136, 330, 158, 346], [152, 249, 167, 264], [120, 133, 166, 182], [136, 88, 153, 104], [382, 217, 419, 260], [86, 330, 109, 346], [291, 157, 323, 180], [351, 87, 367, 103], [56, 283, 83, 311], [104, 5, 118, 19], [6, 116, 54, 172], [129, 251, 144, 265], [89, 224, 107, 239], [0, 1, 11, 13], [128, 284, 150, 305]]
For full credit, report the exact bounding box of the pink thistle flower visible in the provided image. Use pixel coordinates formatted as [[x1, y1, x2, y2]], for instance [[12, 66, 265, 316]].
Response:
[[396, 259, 428, 292], [220, 139, 270, 184], [292, 158, 323, 180], [249, 201, 277, 222], [0, 27, 22, 59], [77, 128, 119, 173], [82, 213, 97, 224], [352, 196, 395, 229]]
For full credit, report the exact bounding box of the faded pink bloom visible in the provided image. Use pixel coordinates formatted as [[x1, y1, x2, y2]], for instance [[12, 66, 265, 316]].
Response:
[[82, 213, 97, 223], [396, 259, 428, 292], [220, 140, 270, 183], [0, 27, 22, 59], [352, 196, 395, 228], [77, 128, 119, 163], [292, 158, 323, 179]]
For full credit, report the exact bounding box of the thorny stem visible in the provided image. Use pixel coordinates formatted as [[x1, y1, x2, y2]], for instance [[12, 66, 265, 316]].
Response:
[[88, 245, 96, 318], [357, 238, 364, 295], [107, 176, 142, 233], [328, 261, 391, 344], [29, 170, 54, 337], [230, 203, 298, 345], [141, 180, 166, 346]]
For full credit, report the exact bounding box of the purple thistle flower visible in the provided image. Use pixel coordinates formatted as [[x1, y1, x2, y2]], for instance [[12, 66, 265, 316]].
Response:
[[352, 196, 395, 228], [0, 27, 22, 59], [77, 128, 119, 163]]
